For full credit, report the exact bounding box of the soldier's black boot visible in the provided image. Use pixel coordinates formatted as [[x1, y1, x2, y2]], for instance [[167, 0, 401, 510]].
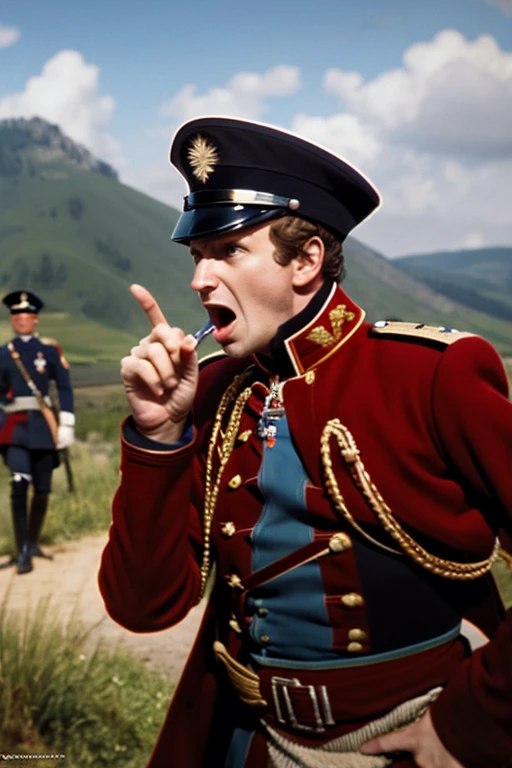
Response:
[[17, 542, 33, 574], [0, 483, 26, 569], [11, 491, 32, 574], [27, 493, 53, 560]]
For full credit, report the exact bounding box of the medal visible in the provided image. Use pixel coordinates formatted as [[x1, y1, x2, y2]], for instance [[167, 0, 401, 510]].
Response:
[[34, 352, 47, 374], [257, 378, 285, 448]]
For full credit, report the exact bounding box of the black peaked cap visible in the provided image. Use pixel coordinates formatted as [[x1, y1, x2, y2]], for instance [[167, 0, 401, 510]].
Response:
[[169, 117, 380, 244], [3, 290, 44, 314]]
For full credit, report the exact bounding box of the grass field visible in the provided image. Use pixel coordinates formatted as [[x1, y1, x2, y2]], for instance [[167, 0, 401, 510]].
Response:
[[0, 594, 174, 767]]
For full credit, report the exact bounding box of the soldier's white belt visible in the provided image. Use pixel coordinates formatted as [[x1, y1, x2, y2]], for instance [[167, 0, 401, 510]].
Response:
[[2, 396, 51, 413]]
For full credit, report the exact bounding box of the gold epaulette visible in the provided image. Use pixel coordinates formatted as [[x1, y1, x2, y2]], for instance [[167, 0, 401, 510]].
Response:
[[371, 321, 476, 346], [199, 350, 226, 370], [40, 336, 59, 346]]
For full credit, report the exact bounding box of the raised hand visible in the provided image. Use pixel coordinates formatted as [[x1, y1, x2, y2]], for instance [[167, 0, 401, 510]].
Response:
[[121, 284, 199, 443]]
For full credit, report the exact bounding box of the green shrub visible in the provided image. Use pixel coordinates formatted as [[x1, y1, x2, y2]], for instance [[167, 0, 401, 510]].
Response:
[[0, 596, 174, 767]]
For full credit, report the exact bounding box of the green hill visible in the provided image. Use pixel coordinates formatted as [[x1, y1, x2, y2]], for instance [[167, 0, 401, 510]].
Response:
[[1, 117, 512, 385], [395, 247, 512, 323]]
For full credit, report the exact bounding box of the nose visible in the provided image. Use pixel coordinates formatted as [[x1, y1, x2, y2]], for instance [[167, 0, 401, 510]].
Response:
[[190, 258, 219, 294]]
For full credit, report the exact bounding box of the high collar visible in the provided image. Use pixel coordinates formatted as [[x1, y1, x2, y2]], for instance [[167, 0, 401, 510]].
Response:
[[255, 281, 365, 377]]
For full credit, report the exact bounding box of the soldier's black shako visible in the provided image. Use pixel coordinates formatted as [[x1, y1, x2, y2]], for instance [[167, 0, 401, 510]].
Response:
[[3, 290, 44, 315], [170, 117, 380, 244]]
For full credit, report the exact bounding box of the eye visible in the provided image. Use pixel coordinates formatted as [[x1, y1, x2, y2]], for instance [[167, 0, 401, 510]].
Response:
[[226, 243, 244, 257]]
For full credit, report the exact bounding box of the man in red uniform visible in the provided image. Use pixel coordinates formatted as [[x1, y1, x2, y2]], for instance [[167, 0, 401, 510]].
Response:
[[99, 118, 512, 767]]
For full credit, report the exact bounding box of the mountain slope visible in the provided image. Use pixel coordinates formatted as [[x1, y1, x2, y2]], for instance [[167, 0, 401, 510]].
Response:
[[341, 241, 512, 355], [395, 247, 512, 323], [0, 118, 200, 335], [1, 117, 512, 385]]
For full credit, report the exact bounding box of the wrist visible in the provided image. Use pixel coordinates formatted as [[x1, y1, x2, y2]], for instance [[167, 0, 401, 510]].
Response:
[[136, 418, 187, 444], [59, 411, 75, 427]]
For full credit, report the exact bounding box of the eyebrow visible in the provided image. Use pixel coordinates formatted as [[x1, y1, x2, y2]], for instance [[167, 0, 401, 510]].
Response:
[[190, 235, 246, 259]]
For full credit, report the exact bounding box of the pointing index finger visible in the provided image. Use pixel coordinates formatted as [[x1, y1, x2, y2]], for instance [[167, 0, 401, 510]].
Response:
[[130, 284, 168, 328]]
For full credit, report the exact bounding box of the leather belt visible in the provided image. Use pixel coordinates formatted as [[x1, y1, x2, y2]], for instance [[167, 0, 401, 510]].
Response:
[[214, 632, 466, 734]]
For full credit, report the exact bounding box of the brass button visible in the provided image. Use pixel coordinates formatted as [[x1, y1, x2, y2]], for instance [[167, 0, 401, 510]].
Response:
[[226, 573, 243, 590], [238, 429, 252, 443], [228, 474, 242, 489], [348, 628, 367, 641], [341, 593, 364, 608], [329, 533, 352, 553], [347, 641, 363, 653], [221, 522, 236, 538], [257, 607, 269, 617], [305, 370, 316, 385], [260, 634, 270, 644]]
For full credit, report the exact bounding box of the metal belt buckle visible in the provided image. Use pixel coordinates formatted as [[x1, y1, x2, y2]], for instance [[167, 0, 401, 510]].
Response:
[[270, 676, 335, 733]]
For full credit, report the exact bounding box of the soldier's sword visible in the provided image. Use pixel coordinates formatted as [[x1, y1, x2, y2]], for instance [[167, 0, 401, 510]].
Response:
[[60, 446, 75, 493]]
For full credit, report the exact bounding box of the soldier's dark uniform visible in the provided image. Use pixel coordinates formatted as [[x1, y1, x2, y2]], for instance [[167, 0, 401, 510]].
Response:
[[99, 119, 512, 768], [0, 291, 74, 574]]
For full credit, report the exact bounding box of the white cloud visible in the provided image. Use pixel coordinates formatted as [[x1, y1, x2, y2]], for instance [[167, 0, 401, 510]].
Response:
[[0, 24, 20, 49], [355, 155, 512, 256], [0, 50, 123, 167], [460, 232, 486, 249], [288, 30, 512, 255], [291, 112, 381, 165], [324, 30, 512, 159], [160, 65, 300, 122]]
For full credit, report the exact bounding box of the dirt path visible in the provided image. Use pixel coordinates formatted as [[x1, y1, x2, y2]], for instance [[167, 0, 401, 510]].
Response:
[[0, 534, 204, 680]]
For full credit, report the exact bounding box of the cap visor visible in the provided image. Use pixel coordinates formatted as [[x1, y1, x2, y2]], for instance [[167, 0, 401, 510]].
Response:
[[171, 206, 284, 244]]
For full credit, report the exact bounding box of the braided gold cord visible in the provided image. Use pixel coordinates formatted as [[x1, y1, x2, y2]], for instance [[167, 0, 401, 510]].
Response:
[[197, 374, 252, 601], [321, 419, 500, 580]]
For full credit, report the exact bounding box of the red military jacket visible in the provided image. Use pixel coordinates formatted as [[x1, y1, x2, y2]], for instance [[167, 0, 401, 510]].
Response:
[[99, 285, 512, 768]]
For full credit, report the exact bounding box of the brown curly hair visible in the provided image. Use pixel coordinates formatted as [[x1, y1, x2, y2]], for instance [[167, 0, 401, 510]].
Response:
[[269, 216, 344, 281]]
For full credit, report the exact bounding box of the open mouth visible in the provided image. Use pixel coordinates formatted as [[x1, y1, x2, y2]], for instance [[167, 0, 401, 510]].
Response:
[[206, 305, 237, 329]]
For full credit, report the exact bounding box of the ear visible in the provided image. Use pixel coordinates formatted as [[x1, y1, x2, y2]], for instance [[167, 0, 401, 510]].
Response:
[[291, 236, 324, 288]]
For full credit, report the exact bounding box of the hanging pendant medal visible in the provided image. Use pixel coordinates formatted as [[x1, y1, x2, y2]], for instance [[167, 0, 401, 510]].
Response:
[[266, 423, 277, 448], [257, 378, 285, 448]]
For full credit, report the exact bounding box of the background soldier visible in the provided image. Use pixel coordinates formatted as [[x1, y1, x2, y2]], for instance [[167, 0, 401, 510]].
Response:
[[0, 290, 75, 574]]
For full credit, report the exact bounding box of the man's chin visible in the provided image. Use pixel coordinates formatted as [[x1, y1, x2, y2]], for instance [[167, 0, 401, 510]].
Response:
[[219, 341, 247, 359], [221, 337, 272, 360]]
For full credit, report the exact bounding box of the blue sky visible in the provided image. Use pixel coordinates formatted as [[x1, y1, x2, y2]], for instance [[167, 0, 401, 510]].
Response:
[[0, 0, 511, 256]]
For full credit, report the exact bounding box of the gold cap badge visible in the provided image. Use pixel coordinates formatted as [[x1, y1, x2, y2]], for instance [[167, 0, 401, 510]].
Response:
[[188, 134, 219, 183], [13, 292, 31, 310]]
